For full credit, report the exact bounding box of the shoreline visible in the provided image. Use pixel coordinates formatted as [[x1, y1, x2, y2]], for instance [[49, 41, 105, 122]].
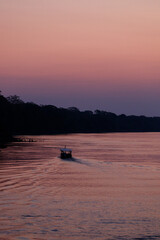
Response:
[[1, 131, 160, 150]]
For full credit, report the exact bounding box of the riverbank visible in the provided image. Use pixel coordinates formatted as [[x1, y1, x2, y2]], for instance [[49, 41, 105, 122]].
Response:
[[1, 92, 160, 142]]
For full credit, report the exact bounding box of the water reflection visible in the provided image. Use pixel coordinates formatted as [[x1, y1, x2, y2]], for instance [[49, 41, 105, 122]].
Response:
[[0, 133, 160, 239]]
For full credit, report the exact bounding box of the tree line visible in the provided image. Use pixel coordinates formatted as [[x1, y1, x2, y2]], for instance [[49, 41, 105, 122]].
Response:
[[1, 91, 160, 146]]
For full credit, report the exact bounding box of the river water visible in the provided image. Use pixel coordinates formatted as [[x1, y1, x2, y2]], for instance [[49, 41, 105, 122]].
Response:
[[0, 133, 160, 240]]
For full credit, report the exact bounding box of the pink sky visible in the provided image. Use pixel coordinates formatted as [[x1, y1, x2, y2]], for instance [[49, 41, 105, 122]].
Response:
[[0, 0, 160, 115]]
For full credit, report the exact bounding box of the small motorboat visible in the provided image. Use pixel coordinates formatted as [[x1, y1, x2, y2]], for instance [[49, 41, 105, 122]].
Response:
[[60, 147, 72, 159]]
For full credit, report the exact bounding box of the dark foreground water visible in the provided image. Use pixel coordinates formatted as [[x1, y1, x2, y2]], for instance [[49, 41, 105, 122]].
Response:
[[0, 133, 160, 240]]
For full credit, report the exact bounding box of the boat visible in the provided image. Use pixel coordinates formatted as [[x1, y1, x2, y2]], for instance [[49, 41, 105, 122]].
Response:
[[60, 147, 72, 159]]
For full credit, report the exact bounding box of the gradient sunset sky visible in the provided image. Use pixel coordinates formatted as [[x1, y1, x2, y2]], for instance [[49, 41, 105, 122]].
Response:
[[1, 0, 160, 116]]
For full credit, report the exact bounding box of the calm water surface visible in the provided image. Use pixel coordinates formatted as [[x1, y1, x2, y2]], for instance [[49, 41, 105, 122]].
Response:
[[0, 133, 160, 240]]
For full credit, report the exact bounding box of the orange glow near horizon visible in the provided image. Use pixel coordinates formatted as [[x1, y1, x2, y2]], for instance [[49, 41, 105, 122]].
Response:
[[0, 0, 160, 115]]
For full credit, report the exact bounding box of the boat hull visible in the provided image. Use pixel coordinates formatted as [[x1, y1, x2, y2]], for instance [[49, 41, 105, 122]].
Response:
[[60, 152, 72, 159]]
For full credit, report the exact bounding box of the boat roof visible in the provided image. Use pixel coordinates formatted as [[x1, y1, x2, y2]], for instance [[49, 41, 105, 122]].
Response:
[[60, 148, 72, 152]]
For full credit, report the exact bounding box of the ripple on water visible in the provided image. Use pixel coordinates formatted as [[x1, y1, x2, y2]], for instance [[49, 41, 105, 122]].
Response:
[[0, 133, 160, 240]]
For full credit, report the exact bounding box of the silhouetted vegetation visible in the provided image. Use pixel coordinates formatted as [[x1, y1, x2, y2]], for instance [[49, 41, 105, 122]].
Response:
[[1, 91, 160, 147], [0, 92, 13, 147]]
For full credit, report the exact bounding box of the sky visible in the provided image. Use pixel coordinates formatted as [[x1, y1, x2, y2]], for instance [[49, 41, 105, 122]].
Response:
[[0, 0, 160, 116]]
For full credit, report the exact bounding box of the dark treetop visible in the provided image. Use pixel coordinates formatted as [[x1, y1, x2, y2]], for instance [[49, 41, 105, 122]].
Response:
[[1, 91, 160, 146]]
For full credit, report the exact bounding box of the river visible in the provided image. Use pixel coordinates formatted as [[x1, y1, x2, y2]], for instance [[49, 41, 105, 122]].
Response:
[[0, 133, 160, 240]]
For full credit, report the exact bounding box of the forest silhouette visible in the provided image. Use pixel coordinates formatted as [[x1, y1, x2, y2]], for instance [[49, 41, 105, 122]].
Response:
[[1, 91, 160, 147]]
